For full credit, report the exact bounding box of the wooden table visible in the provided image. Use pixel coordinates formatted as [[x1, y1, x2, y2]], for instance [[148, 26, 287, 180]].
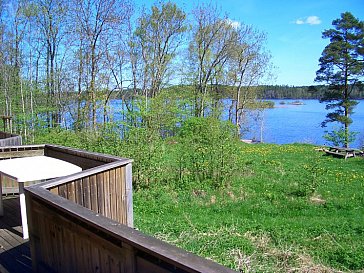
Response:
[[0, 156, 82, 239], [324, 146, 360, 159]]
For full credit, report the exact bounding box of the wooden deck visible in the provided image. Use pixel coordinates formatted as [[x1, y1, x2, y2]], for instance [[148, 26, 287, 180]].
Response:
[[0, 145, 237, 273], [0, 196, 31, 273]]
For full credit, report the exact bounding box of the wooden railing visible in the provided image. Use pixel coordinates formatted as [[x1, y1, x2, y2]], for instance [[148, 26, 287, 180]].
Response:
[[47, 160, 133, 227], [23, 145, 236, 273], [0, 145, 133, 216], [0, 145, 44, 195], [0, 131, 22, 146]]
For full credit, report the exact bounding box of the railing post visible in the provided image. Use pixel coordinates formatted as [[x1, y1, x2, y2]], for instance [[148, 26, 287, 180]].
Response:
[[125, 162, 133, 228]]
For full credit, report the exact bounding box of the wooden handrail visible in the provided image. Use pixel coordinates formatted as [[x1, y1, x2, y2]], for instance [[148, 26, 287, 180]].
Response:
[[26, 185, 235, 273], [0, 131, 22, 147], [23, 145, 237, 273]]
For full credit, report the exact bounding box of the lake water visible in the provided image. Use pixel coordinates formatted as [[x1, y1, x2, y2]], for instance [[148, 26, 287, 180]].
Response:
[[64, 99, 364, 148], [241, 99, 364, 148]]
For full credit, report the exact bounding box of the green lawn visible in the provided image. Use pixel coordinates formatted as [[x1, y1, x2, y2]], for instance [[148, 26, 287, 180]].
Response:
[[133, 144, 364, 272]]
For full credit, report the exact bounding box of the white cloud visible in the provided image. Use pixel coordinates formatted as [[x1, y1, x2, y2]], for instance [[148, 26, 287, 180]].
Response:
[[225, 18, 241, 29], [306, 16, 321, 25], [295, 16, 321, 25]]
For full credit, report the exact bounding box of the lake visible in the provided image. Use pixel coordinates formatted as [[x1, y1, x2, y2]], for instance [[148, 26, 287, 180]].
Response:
[[240, 99, 364, 148], [64, 99, 364, 148]]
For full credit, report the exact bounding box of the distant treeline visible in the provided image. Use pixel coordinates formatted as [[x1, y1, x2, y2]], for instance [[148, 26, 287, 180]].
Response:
[[257, 85, 364, 99], [160, 84, 364, 100]]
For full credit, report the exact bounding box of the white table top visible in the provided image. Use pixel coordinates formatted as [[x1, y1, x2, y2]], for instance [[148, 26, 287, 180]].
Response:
[[0, 156, 82, 182]]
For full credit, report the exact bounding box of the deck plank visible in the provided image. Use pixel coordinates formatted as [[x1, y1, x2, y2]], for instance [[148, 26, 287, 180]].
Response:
[[0, 196, 32, 273]]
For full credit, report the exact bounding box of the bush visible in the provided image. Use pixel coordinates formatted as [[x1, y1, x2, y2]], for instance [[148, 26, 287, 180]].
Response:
[[324, 127, 358, 147], [174, 117, 240, 189], [33, 117, 243, 191], [121, 127, 170, 190], [33, 125, 124, 155]]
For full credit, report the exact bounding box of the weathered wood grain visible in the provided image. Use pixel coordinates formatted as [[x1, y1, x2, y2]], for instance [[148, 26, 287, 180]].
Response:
[[0, 132, 22, 147], [25, 185, 237, 273], [0, 197, 32, 273], [1, 144, 236, 273]]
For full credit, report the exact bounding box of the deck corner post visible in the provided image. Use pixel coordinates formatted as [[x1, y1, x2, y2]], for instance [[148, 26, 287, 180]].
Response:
[[125, 162, 133, 228]]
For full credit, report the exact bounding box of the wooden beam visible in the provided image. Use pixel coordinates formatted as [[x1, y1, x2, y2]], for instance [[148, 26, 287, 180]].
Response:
[[25, 186, 237, 273]]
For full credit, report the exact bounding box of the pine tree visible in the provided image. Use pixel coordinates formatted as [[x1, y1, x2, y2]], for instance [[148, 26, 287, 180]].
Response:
[[315, 12, 364, 147]]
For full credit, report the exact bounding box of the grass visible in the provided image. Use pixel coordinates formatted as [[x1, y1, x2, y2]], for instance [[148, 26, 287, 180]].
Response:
[[133, 143, 364, 272], [33, 129, 363, 272]]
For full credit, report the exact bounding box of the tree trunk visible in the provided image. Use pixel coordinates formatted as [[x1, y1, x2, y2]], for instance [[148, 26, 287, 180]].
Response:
[[344, 66, 349, 148], [90, 44, 97, 130]]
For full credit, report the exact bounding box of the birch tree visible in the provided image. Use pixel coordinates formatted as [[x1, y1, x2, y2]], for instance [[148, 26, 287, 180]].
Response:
[[71, 0, 132, 129], [0, 0, 31, 134], [189, 4, 237, 117], [227, 24, 271, 136], [135, 1, 187, 98], [34, 0, 68, 127]]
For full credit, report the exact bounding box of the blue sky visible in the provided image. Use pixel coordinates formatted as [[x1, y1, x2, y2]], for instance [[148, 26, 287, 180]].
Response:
[[136, 0, 364, 86]]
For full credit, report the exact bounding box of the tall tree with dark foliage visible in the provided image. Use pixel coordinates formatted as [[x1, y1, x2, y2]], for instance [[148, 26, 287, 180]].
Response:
[[315, 12, 364, 147]]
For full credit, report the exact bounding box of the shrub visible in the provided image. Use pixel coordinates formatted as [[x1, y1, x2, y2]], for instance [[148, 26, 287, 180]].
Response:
[[323, 127, 358, 147], [175, 117, 240, 189], [121, 127, 170, 190]]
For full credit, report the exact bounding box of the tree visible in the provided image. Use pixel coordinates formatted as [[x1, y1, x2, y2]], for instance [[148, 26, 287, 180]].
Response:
[[227, 24, 271, 136], [0, 0, 33, 135], [189, 4, 237, 117], [34, 0, 68, 128], [135, 1, 187, 98], [70, 0, 132, 130], [315, 12, 364, 147]]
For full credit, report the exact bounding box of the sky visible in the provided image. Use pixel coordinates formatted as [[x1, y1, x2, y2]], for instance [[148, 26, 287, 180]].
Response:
[[136, 0, 364, 86]]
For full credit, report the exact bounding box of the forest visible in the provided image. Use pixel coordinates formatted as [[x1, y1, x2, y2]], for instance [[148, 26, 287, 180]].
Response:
[[258, 85, 364, 99], [2, 1, 363, 142], [0, 0, 274, 141]]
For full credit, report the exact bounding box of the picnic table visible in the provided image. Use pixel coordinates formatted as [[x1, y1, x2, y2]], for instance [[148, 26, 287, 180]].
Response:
[[324, 146, 362, 159]]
